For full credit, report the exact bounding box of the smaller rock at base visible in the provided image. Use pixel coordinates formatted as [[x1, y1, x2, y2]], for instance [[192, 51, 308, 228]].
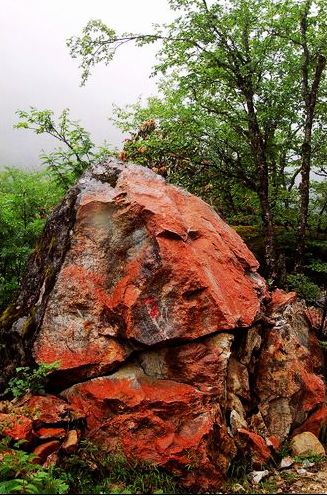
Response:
[[291, 432, 325, 457], [35, 427, 66, 440], [238, 428, 271, 466], [296, 468, 309, 476], [61, 429, 79, 454], [33, 440, 60, 463], [280, 456, 295, 469], [43, 452, 59, 468], [0, 413, 33, 442], [250, 470, 269, 484]]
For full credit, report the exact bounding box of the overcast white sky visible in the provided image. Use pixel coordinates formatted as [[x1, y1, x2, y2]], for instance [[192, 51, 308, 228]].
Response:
[[0, 0, 174, 169]]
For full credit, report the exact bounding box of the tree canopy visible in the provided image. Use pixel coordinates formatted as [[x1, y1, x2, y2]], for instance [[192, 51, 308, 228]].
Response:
[[68, 0, 327, 280]]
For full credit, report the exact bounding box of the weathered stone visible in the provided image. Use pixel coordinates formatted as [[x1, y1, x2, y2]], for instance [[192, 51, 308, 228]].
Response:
[[253, 300, 325, 443], [62, 363, 236, 491], [250, 470, 269, 484], [230, 410, 248, 434], [1, 159, 325, 492], [33, 440, 61, 463], [227, 357, 250, 421], [35, 427, 66, 440], [61, 429, 79, 454], [290, 432, 325, 457], [248, 412, 270, 439], [305, 307, 327, 334], [30, 159, 267, 383], [19, 394, 84, 426], [292, 406, 327, 438], [239, 325, 262, 367], [138, 332, 234, 393], [269, 289, 297, 311], [280, 456, 295, 469], [0, 413, 33, 442], [237, 429, 271, 467]]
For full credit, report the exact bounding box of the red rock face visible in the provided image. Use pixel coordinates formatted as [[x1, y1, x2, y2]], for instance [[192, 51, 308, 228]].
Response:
[[292, 406, 327, 438], [62, 361, 236, 491], [237, 429, 271, 467], [61, 332, 236, 490], [0, 413, 33, 442], [3, 160, 326, 492], [254, 297, 325, 442], [20, 394, 84, 426], [33, 162, 267, 380]]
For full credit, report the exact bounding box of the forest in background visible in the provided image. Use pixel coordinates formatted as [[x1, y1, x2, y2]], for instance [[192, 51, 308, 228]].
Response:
[[1, 0, 327, 311]]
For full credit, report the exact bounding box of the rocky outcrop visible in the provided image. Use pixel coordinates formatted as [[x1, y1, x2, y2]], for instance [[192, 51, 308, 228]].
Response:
[[0, 394, 84, 463], [0, 158, 325, 492]]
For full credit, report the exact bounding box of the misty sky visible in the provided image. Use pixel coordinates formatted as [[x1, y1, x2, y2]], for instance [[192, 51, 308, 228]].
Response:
[[0, 0, 173, 169]]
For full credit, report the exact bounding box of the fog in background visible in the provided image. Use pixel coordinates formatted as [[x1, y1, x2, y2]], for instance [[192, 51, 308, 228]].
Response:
[[0, 0, 173, 169]]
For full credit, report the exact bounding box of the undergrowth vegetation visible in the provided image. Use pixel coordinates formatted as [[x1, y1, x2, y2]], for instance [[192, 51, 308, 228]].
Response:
[[0, 439, 180, 495], [0, 169, 63, 312], [5, 363, 59, 399]]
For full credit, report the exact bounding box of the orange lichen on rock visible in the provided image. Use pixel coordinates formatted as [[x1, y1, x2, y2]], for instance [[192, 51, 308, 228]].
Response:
[[0, 413, 33, 442], [237, 429, 271, 466], [33, 161, 267, 383], [62, 364, 235, 491], [293, 406, 327, 438]]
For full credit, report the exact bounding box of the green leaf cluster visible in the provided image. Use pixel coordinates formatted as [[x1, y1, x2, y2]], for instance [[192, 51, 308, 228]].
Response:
[[5, 362, 59, 399], [0, 439, 68, 494], [287, 273, 322, 303], [15, 108, 112, 189]]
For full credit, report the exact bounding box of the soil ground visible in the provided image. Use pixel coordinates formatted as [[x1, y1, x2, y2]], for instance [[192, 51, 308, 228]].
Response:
[[223, 459, 327, 494]]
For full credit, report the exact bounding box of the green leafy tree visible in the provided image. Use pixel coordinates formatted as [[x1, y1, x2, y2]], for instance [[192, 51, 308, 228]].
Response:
[[15, 107, 112, 188], [280, 0, 327, 270], [67, 0, 327, 280], [0, 109, 112, 311]]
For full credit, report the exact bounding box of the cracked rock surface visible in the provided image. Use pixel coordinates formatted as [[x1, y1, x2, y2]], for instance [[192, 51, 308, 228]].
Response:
[[0, 158, 325, 492]]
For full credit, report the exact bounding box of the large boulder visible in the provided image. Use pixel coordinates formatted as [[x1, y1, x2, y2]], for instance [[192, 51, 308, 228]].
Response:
[[32, 160, 267, 381], [0, 158, 325, 492]]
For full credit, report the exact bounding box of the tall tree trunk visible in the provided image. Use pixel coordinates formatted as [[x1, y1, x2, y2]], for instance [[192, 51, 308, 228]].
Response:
[[295, 4, 326, 271], [295, 128, 312, 272], [245, 93, 276, 280]]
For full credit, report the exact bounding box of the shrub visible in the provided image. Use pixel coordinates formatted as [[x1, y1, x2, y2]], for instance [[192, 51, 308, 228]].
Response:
[[287, 273, 321, 303], [5, 362, 59, 399], [0, 439, 68, 494]]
